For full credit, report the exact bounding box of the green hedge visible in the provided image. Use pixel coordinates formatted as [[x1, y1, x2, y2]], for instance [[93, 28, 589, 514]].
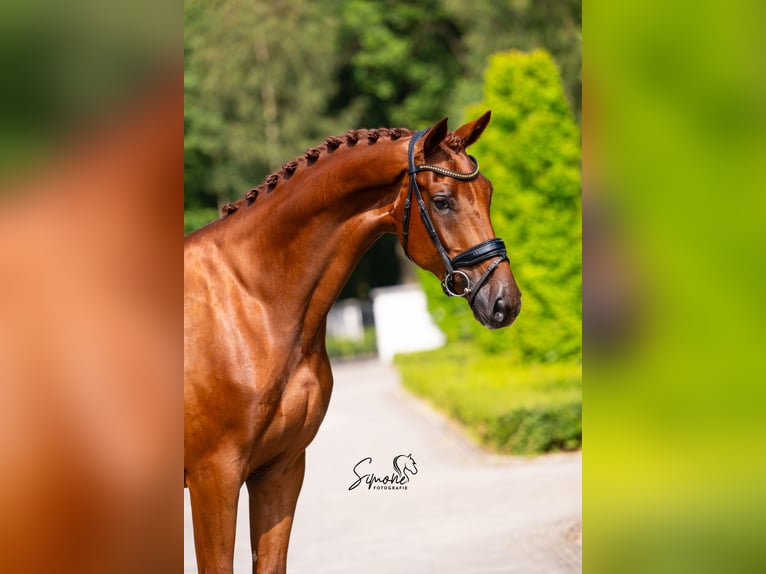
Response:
[[395, 344, 581, 454], [421, 49, 582, 364], [326, 327, 378, 360], [479, 404, 581, 454]]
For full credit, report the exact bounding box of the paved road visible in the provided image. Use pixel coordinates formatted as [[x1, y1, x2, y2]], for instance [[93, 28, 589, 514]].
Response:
[[184, 359, 581, 573]]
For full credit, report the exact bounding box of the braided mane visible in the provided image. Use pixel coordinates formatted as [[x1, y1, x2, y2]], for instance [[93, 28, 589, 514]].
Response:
[[220, 127, 415, 216]]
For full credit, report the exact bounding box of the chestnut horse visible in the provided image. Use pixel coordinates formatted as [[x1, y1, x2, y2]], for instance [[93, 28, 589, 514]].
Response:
[[184, 112, 521, 573]]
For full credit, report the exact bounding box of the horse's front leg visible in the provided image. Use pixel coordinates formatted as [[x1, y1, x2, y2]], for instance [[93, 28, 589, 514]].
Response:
[[246, 451, 306, 574], [187, 457, 244, 574]]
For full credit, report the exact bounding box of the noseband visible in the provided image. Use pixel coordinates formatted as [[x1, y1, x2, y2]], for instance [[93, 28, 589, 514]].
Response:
[[402, 128, 509, 305]]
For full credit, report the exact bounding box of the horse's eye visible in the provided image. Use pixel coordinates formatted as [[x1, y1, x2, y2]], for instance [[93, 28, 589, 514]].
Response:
[[433, 197, 450, 211]]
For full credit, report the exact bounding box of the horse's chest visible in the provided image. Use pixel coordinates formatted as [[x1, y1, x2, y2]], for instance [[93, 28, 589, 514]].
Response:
[[278, 376, 327, 439], [253, 362, 332, 461]]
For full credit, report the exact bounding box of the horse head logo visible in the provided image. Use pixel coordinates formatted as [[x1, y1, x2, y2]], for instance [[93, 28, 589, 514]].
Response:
[[393, 453, 418, 480]]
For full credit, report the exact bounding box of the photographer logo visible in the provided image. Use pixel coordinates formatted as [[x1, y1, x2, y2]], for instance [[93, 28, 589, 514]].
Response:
[[348, 454, 419, 491]]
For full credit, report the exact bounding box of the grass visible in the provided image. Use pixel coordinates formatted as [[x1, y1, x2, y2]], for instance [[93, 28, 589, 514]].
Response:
[[394, 343, 581, 455]]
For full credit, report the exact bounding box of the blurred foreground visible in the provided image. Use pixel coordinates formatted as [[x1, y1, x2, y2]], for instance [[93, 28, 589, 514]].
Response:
[[0, 2, 181, 572], [586, 0, 766, 571]]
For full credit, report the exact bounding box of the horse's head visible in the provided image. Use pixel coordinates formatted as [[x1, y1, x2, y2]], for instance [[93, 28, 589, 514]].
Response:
[[395, 112, 522, 329]]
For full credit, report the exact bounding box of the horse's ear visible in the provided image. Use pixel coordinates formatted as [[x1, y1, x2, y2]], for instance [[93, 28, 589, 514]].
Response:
[[422, 117, 449, 159], [454, 110, 491, 148]]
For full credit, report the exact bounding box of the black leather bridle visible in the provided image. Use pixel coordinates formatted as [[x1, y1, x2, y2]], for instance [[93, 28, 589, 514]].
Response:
[[402, 128, 509, 305]]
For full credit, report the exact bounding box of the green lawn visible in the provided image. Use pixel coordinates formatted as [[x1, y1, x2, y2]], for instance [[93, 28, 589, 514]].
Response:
[[395, 344, 581, 455]]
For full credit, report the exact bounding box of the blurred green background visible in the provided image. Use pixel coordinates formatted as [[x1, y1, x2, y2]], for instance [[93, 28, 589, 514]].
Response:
[[587, 0, 766, 571]]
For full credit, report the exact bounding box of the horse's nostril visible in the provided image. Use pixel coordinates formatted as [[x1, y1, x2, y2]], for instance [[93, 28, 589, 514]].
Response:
[[492, 298, 508, 323]]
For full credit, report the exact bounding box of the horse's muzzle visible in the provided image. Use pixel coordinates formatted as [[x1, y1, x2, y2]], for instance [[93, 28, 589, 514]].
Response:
[[472, 283, 521, 329]]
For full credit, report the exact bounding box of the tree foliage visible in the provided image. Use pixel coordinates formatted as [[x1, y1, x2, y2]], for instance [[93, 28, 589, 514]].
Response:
[[421, 50, 582, 363], [332, 0, 464, 128], [443, 0, 582, 122], [184, 0, 339, 208]]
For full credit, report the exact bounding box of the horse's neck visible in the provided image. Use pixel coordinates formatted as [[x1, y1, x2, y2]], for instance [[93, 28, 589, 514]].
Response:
[[219, 138, 408, 347]]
